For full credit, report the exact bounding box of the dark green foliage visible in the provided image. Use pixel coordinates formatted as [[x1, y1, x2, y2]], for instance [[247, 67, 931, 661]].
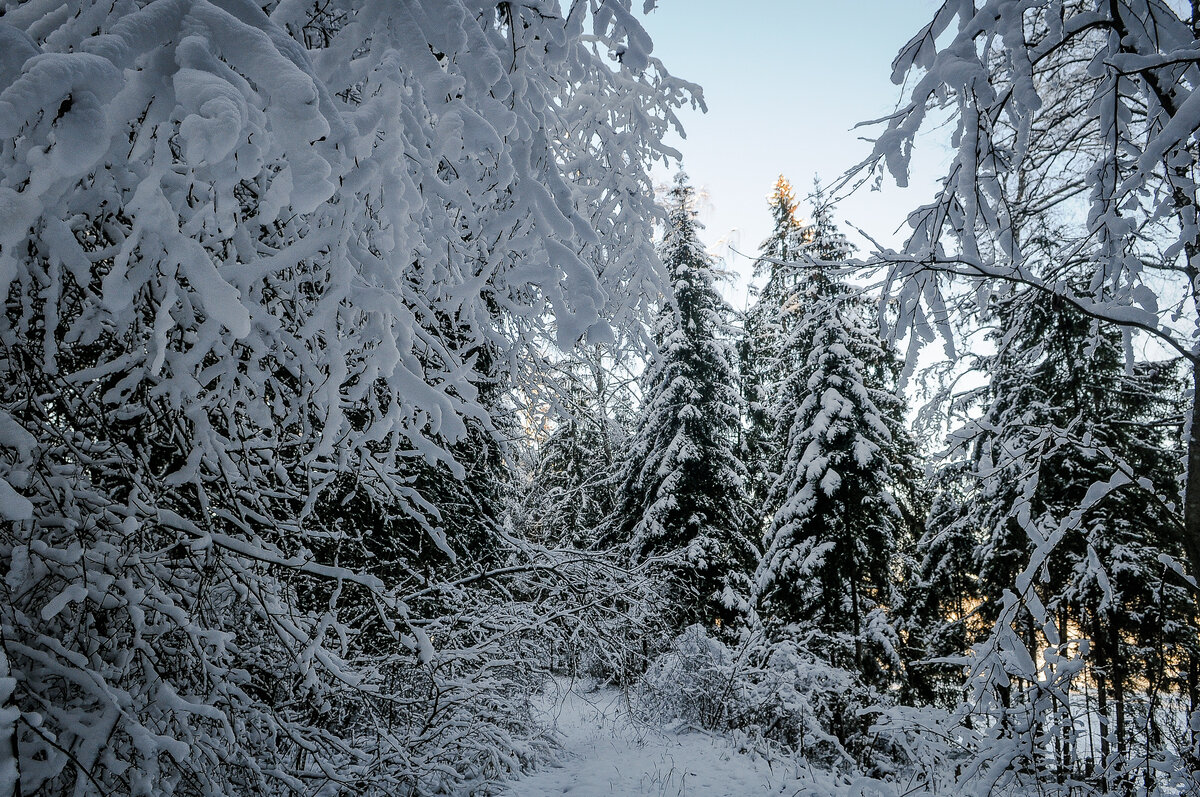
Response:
[[907, 284, 1197, 776], [610, 174, 756, 632], [523, 358, 624, 549], [741, 176, 807, 537], [900, 460, 981, 708], [754, 188, 923, 690]]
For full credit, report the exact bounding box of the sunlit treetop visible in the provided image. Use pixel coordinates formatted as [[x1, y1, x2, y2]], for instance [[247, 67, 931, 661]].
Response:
[[768, 175, 801, 229]]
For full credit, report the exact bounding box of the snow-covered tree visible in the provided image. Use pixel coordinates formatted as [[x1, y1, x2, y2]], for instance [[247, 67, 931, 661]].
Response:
[[911, 285, 1194, 784], [0, 1, 694, 793], [862, 0, 1200, 598], [521, 351, 627, 549], [610, 173, 756, 632], [860, 1, 1200, 786], [745, 177, 808, 371], [741, 176, 807, 530], [753, 193, 921, 689]]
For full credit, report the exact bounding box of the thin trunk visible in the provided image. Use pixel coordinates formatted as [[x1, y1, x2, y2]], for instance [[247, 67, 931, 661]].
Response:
[[1186, 367, 1200, 771], [848, 534, 863, 675], [1112, 683, 1126, 762], [1111, 625, 1128, 794], [1188, 653, 1200, 773], [1058, 607, 1073, 780], [1084, 671, 1095, 778], [1144, 703, 1160, 795], [1020, 609, 1043, 769], [1184, 364, 1200, 588], [1144, 588, 1166, 795], [1097, 667, 1111, 790]]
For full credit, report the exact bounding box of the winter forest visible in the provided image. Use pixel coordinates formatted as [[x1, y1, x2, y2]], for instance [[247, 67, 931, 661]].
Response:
[[6, 0, 1200, 794]]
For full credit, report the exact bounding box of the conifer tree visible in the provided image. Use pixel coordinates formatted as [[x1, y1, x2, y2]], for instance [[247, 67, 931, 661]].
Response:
[[523, 354, 625, 549], [754, 190, 921, 688], [611, 174, 756, 631], [923, 287, 1195, 779], [899, 460, 982, 707], [741, 177, 807, 533]]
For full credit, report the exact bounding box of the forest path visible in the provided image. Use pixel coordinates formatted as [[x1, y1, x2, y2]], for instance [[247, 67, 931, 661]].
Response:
[[503, 678, 800, 797]]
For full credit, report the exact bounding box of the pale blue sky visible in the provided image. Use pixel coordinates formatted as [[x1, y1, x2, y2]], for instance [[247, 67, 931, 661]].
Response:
[[642, 1, 946, 308]]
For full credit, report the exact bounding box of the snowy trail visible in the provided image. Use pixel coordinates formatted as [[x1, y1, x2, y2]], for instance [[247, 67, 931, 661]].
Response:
[[504, 680, 797, 797]]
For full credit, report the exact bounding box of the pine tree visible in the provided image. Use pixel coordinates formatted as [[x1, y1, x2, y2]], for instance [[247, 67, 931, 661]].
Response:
[[611, 173, 756, 632], [754, 190, 921, 688]]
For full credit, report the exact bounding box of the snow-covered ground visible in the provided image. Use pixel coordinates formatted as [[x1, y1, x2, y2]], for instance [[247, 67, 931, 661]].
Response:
[[504, 678, 803, 797]]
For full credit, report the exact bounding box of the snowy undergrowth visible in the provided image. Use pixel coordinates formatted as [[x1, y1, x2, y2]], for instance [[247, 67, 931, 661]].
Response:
[[519, 671, 1189, 796], [507, 676, 800, 797], [635, 626, 904, 774], [507, 674, 938, 797], [564, 625, 1194, 796]]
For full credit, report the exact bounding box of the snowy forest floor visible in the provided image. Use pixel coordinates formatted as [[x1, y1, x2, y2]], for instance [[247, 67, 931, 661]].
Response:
[[504, 678, 828, 797], [502, 675, 1198, 796]]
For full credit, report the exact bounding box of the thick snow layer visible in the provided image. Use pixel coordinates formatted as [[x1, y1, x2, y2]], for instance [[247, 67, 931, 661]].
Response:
[[507, 679, 797, 797]]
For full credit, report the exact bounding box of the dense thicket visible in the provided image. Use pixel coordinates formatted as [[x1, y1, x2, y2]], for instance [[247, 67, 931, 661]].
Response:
[[8, 0, 1200, 794], [855, 0, 1200, 791], [0, 1, 693, 794]]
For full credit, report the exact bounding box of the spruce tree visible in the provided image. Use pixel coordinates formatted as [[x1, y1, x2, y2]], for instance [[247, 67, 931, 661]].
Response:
[[741, 177, 807, 535], [754, 190, 921, 688], [900, 459, 982, 708], [934, 287, 1195, 777], [523, 356, 624, 549], [611, 173, 756, 632]]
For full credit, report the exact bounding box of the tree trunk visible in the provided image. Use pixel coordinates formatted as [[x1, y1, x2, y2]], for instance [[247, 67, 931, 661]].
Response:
[[1097, 668, 1111, 791], [1184, 365, 1200, 771], [1111, 624, 1128, 795], [1183, 364, 1200, 588], [1058, 608, 1073, 781], [850, 577, 862, 673], [1188, 653, 1200, 774]]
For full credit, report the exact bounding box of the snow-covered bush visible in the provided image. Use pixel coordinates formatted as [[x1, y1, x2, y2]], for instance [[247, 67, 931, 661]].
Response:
[[752, 636, 899, 771], [638, 624, 744, 731], [537, 552, 674, 687], [637, 625, 904, 772]]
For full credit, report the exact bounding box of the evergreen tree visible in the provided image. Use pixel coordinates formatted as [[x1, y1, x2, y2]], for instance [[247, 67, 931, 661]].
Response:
[[899, 459, 982, 708], [741, 177, 807, 535], [523, 354, 625, 549], [927, 287, 1195, 780], [611, 173, 756, 632], [865, 3, 1200, 783], [754, 190, 921, 688], [801, 179, 854, 264]]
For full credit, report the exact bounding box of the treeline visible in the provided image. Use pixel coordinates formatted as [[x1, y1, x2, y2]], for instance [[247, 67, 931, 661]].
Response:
[[519, 173, 1200, 792]]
